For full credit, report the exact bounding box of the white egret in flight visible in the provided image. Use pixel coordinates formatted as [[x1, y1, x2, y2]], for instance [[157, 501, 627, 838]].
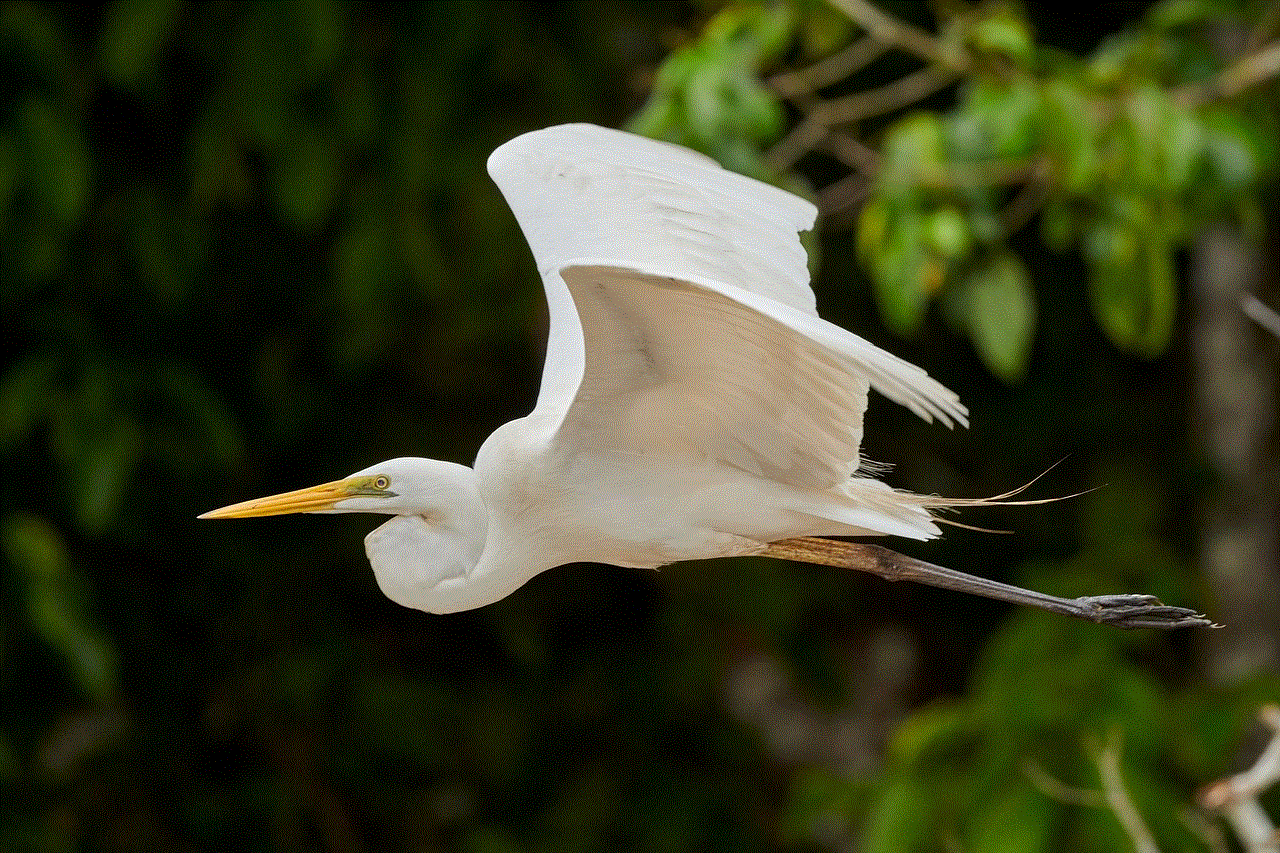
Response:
[[203, 124, 1209, 630]]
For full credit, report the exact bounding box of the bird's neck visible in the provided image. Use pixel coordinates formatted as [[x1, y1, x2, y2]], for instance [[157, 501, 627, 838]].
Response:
[[362, 460, 562, 614], [363, 465, 493, 614]]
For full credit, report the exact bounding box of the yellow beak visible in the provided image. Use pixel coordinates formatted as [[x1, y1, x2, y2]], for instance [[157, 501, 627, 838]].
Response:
[[199, 480, 356, 519]]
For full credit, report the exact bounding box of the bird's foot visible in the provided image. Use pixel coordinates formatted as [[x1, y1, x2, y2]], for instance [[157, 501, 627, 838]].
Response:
[[1073, 594, 1219, 630]]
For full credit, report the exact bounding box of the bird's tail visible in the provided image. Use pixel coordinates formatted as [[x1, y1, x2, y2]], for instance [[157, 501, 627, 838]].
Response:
[[800, 462, 1079, 541]]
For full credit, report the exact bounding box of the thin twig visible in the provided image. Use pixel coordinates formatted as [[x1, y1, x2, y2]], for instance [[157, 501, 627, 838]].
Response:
[[821, 129, 882, 174], [766, 117, 830, 172], [813, 64, 959, 125], [1094, 733, 1163, 853], [1242, 295, 1280, 339], [827, 0, 971, 70], [1175, 39, 1280, 105], [1199, 705, 1280, 853], [998, 158, 1052, 238], [1180, 807, 1232, 853], [817, 171, 873, 215], [768, 36, 887, 98], [1023, 760, 1108, 808]]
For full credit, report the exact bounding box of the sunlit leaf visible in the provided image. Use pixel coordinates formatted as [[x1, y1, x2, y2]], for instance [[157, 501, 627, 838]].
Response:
[[968, 9, 1035, 67], [961, 252, 1036, 382], [922, 206, 972, 258], [881, 113, 945, 188], [1201, 107, 1274, 190], [797, 2, 855, 58], [1036, 78, 1098, 192]]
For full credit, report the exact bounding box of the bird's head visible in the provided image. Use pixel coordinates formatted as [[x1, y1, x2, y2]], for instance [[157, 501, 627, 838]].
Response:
[[199, 457, 478, 519], [201, 457, 495, 614]]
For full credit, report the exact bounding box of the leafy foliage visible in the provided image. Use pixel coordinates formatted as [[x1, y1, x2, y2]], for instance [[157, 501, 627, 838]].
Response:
[[638, 0, 1280, 377]]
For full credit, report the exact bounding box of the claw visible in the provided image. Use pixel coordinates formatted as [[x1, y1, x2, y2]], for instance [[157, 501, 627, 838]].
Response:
[[1075, 595, 1217, 629]]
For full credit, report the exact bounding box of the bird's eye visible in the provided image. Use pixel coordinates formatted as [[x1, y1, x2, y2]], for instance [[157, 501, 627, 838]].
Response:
[[373, 476, 390, 490]]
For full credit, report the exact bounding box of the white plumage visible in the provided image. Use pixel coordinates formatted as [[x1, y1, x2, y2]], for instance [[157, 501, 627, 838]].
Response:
[[203, 124, 975, 614]]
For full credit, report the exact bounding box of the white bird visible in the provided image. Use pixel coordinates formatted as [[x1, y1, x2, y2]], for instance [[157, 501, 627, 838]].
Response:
[[202, 124, 1209, 630]]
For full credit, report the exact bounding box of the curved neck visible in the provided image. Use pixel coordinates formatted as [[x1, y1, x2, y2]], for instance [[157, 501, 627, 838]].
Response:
[[361, 461, 561, 614]]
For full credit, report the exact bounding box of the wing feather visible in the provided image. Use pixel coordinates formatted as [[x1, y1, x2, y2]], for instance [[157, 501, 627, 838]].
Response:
[[487, 123, 818, 314], [486, 124, 967, 490]]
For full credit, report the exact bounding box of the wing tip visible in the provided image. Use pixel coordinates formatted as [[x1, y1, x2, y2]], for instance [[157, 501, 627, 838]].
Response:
[[488, 123, 818, 230]]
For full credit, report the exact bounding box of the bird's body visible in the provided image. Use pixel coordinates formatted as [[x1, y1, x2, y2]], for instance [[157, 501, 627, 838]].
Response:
[[201, 124, 1212, 630], [204, 124, 968, 612]]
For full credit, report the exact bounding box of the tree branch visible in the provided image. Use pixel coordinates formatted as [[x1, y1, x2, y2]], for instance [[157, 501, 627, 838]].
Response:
[[767, 35, 887, 99], [827, 0, 971, 71], [1095, 734, 1163, 853], [813, 64, 959, 125], [1175, 39, 1280, 105], [1200, 705, 1280, 853], [1242, 295, 1280, 339]]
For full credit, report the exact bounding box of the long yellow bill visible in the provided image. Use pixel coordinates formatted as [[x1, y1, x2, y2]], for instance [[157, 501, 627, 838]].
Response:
[[199, 480, 356, 519]]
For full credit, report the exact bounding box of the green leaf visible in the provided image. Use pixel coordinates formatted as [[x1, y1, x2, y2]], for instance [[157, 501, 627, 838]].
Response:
[[862, 777, 936, 853], [1201, 107, 1273, 190], [0, 133, 17, 217], [778, 768, 861, 846], [858, 199, 936, 335], [881, 113, 946, 188], [1121, 86, 1204, 194], [1084, 218, 1176, 357], [950, 76, 1041, 161], [968, 9, 1035, 67], [17, 97, 91, 225], [97, 0, 182, 90], [962, 253, 1036, 382], [271, 134, 341, 230], [154, 362, 245, 470], [967, 783, 1055, 853], [922, 206, 972, 258], [1146, 0, 1233, 30], [1036, 78, 1097, 193], [3, 514, 118, 702], [889, 701, 974, 765], [71, 421, 139, 533], [1038, 200, 1077, 253]]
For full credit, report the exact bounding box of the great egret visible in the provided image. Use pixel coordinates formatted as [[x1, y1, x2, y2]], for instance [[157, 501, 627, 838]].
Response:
[[202, 124, 1209, 630]]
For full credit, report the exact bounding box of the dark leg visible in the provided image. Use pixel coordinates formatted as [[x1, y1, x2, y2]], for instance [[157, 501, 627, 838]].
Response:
[[764, 537, 1216, 630]]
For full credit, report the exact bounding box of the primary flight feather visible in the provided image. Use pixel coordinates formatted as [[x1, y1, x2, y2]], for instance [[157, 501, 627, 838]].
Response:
[[200, 124, 1211, 631]]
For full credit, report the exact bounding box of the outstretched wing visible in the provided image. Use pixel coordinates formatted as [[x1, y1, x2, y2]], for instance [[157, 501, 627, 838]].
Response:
[[487, 124, 966, 489]]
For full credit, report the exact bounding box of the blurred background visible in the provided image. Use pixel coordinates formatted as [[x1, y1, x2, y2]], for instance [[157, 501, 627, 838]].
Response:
[[2, 1, 1278, 851]]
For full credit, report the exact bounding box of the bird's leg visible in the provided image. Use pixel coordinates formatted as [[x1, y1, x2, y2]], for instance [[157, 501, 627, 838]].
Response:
[[764, 537, 1216, 630]]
